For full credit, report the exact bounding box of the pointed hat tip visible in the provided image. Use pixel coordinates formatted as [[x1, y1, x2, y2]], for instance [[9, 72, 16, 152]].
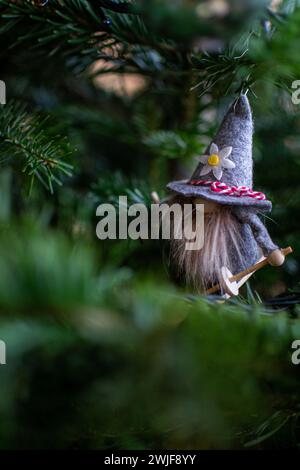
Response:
[[230, 94, 252, 119]]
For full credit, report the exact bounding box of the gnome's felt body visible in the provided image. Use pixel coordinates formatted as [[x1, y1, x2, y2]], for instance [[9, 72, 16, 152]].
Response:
[[167, 95, 284, 293]]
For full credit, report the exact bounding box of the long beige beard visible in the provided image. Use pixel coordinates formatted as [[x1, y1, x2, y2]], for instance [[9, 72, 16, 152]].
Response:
[[169, 199, 246, 293]]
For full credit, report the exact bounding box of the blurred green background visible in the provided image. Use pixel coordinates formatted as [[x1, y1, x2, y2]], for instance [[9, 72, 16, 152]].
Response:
[[0, 0, 300, 449]]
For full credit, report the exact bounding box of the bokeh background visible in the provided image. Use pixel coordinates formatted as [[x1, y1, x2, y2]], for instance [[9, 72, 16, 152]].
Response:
[[0, 0, 300, 449]]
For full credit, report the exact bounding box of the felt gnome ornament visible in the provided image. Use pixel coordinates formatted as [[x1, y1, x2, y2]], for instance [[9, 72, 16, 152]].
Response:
[[167, 95, 286, 294]]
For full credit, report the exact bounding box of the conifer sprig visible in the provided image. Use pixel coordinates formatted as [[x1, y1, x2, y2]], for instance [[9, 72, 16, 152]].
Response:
[[0, 101, 74, 194]]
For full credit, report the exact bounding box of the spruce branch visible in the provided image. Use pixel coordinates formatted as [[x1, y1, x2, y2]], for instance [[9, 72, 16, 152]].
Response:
[[1, 0, 299, 95], [93, 0, 133, 14], [91, 171, 154, 208], [0, 0, 135, 68], [0, 101, 74, 194], [191, 51, 256, 97]]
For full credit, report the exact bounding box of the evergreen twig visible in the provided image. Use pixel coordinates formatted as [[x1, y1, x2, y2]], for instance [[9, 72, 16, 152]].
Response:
[[0, 101, 74, 194]]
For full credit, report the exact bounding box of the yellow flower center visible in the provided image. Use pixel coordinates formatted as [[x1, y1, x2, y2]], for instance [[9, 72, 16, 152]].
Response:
[[208, 154, 220, 166]]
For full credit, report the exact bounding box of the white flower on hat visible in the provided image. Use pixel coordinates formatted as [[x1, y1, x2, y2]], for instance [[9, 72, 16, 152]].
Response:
[[198, 143, 235, 180]]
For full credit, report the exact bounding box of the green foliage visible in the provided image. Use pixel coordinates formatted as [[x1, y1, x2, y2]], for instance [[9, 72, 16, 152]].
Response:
[[91, 171, 155, 208], [0, 223, 300, 449], [0, 0, 137, 74], [249, 5, 300, 88], [0, 102, 74, 193], [135, 0, 269, 43], [1, 0, 299, 95], [143, 129, 202, 159], [0, 224, 98, 314]]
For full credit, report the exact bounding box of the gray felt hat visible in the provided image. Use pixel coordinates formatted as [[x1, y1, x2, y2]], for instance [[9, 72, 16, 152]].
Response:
[[167, 95, 272, 213]]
